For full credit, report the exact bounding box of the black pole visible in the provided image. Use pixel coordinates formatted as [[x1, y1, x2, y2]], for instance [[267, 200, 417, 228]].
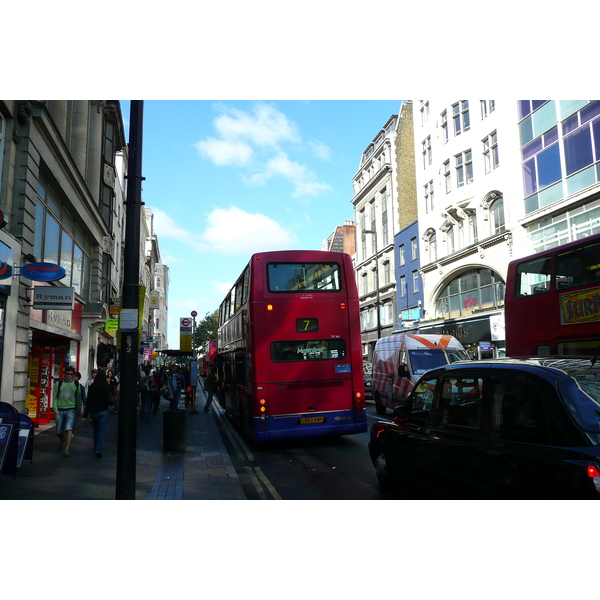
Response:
[[116, 100, 144, 500]]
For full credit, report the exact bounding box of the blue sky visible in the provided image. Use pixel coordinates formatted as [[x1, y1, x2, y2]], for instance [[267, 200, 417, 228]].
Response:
[[120, 100, 403, 348]]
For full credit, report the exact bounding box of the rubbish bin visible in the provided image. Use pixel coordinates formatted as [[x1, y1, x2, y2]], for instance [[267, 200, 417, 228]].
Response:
[[163, 409, 187, 451]]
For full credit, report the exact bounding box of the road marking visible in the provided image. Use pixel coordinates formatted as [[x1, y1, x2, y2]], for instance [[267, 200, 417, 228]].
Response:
[[212, 401, 281, 500]]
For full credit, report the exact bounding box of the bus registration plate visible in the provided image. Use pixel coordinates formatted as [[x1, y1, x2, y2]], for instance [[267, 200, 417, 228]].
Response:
[[299, 416, 326, 425]]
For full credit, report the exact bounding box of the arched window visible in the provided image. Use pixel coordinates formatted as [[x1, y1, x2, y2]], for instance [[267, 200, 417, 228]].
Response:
[[490, 197, 505, 234], [436, 268, 505, 319]]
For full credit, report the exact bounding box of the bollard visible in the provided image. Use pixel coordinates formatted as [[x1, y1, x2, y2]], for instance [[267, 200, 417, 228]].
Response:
[[163, 409, 187, 451]]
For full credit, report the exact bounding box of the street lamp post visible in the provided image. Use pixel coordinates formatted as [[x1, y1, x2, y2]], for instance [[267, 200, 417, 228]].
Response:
[[362, 229, 381, 342]]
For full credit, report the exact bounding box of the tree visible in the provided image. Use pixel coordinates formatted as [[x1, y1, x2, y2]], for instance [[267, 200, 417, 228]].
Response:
[[194, 309, 219, 353]]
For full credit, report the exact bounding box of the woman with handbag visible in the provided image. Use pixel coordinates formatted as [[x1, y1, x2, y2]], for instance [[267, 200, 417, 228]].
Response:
[[83, 369, 114, 458]]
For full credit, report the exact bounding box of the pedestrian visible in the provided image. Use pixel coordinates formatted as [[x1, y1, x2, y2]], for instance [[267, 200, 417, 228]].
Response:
[[53, 366, 83, 457], [138, 365, 158, 422], [203, 364, 219, 412], [83, 369, 113, 458], [168, 364, 185, 410], [151, 367, 163, 414], [73, 371, 86, 435], [106, 370, 118, 413], [85, 368, 97, 393]]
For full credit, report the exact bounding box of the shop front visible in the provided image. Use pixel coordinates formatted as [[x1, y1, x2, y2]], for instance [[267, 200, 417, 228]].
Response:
[[27, 303, 82, 427], [420, 312, 505, 359]]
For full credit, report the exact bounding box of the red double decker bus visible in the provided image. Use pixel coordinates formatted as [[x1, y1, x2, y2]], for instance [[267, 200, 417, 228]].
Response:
[[505, 233, 600, 356], [217, 250, 367, 442]]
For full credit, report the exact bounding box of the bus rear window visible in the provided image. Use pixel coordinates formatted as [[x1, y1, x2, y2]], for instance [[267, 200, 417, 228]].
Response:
[[268, 262, 341, 292], [271, 340, 346, 362], [515, 256, 552, 297]]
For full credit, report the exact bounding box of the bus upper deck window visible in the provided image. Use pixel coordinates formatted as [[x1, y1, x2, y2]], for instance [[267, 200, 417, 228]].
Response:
[[516, 256, 551, 297]]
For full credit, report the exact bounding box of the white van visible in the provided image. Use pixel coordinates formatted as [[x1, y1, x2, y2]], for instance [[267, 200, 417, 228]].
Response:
[[371, 333, 469, 415]]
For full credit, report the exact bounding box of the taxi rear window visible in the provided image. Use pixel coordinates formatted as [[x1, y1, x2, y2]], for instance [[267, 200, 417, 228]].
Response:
[[559, 374, 600, 432]]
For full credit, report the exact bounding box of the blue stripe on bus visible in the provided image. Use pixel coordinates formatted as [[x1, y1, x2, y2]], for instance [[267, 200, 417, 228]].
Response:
[[250, 410, 367, 441]]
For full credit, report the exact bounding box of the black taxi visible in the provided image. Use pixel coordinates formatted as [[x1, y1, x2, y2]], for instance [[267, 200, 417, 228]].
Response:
[[368, 357, 600, 499]]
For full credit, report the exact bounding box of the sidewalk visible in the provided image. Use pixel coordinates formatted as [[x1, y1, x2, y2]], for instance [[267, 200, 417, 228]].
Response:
[[0, 379, 247, 500]]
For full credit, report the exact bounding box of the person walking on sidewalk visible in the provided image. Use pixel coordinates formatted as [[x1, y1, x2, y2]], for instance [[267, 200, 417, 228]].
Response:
[[53, 366, 82, 457], [203, 365, 219, 412], [168, 365, 185, 410], [151, 367, 163, 414], [138, 365, 158, 422], [83, 369, 112, 458]]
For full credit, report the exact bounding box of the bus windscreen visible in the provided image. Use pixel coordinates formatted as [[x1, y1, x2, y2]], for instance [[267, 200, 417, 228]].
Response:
[[267, 262, 341, 292]]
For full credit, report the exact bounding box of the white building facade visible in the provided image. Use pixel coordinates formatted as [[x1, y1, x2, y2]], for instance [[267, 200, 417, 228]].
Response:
[[351, 115, 400, 359], [412, 100, 523, 357]]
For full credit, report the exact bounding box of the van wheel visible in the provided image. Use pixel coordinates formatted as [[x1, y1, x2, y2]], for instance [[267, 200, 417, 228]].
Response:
[[374, 392, 387, 416]]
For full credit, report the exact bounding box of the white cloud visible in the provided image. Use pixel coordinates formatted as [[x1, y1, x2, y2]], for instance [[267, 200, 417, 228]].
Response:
[[162, 254, 185, 264], [194, 103, 330, 198], [244, 152, 332, 198], [201, 206, 297, 255], [213, 104, 301, 147], [211, 280, 233, 295], [194, 137, 253, 166], [307, 139, 332, 161]]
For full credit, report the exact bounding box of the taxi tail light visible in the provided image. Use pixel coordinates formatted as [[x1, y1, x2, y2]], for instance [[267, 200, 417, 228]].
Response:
[[339, 302, 347, 310], [587, 465, 600, 495]]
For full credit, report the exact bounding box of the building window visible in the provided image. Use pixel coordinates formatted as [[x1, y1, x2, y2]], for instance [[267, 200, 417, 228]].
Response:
[[429, 233, 437, 262], [452, 101, 470, 136], [441, 110, 448, 143], [400, 275, 407, 297], [468, 212, 479, 244], [522, 128, 561, 196], [436, 268, 505, 319], [35, 174, 92, 298], [412, 270, 420, 293], [399, 244, 405, 266], [483, 132, 499, 173], [0, 114, 5, 189], [420, 100, 429, 126], [444, 160, 451, 193], [422, 136, 432, 168], [455, 150, 473, 187], [411, 237, 418, 261], [384, 261, 391, 285], [481, 100, 495, 119], [518, 100, 549, 120], [424, 180, 434, 213], [447, 226, 455, 254], [490, 198, 505, 234]]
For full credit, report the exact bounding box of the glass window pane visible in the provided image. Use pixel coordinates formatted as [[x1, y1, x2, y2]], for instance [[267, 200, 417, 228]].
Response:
[[537, 143, 562, 188], [72, 245, 83, 295], [268, 262, 341, 292], [449, 295, 461, 318], [518, 100, 531, 120], [47, 186, 61, 217], [479, 269, 492, 286], [271, 339, 346, 362], [564, 126, 594, 176], [60, 230, 73, 271], [33, 202, 44, 261], [523, 158, 537, 196], [544, 126, 558, 146], [460, 271, 478, 292], [580, 101, 600, 126], [522, 137, 543, 160], [43, 213, 60, 264]]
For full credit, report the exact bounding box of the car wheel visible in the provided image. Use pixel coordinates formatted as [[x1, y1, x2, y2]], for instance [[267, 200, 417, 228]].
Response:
[[374, 392, 387, 416], [374, 450, 394, 493]]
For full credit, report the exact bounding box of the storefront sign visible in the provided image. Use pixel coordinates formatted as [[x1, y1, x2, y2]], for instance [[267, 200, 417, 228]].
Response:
[[560, 285, 600, 325], [420, 317, 492, 345], [33, 287, 74, 310], [21, 262, 66, 282]]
